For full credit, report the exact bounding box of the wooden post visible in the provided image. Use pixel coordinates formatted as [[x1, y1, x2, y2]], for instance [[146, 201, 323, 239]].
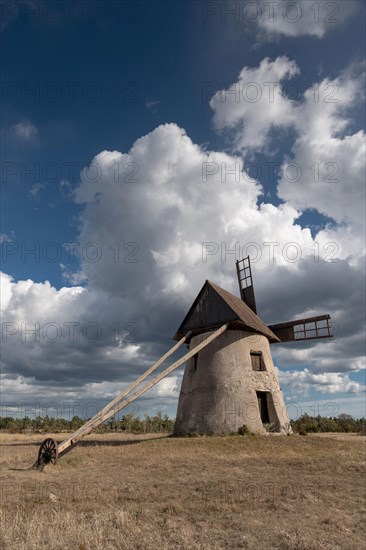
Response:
[[58, 331, 191, 454], [58, 324, 228, 456]]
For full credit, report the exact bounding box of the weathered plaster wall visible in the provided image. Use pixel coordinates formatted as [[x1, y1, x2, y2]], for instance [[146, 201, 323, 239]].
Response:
[[174, 330, 292, 435]]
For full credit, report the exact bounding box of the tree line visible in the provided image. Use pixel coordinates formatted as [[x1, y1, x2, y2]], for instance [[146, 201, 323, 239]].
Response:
[[290, 413, 366, 435], [0, 412, 364, 435], [0, 411, 174, 434]]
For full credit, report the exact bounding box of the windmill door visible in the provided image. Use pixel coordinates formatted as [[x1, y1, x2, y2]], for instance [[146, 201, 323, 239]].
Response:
[[256, 391, 270, 424]]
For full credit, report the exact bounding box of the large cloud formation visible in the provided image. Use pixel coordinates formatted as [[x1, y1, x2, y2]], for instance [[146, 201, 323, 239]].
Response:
[[1, 58, 365, 418], [210, 57, 365, 255]]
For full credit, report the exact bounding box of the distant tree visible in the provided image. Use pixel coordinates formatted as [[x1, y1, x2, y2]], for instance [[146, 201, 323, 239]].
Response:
[[337, 413, 356, 432]]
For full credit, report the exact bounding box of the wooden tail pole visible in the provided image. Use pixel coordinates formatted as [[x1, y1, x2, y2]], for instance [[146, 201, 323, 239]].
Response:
[[57, 330, 192, 456], [59, 330, 192, 449], [33, 324, 228, 468]]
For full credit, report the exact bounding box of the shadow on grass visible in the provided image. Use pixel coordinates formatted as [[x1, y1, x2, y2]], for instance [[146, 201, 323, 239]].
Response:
[[1, 434, 170, 449], [67, 435, 170, 448]]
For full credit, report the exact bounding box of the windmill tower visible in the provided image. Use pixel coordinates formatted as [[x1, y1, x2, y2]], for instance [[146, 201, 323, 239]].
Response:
[[173, 257, 332, 435]]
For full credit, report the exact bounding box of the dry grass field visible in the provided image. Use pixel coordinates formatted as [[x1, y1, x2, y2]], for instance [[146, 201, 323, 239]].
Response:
[[0, 432, 365, 550]]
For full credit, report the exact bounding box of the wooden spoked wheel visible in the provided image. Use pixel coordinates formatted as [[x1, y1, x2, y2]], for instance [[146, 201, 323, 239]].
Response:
[[36, 438, 58, 468]]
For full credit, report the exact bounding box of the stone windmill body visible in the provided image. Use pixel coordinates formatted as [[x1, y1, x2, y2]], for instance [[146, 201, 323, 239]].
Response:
[[173, 257, 332, 436]]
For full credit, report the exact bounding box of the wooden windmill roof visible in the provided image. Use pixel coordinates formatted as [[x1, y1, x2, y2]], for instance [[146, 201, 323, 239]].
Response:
[[174, 280, 280, 343]]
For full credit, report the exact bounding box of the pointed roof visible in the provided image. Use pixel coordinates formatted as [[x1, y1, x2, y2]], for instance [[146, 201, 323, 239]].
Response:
[[174, 280, 280, 343]]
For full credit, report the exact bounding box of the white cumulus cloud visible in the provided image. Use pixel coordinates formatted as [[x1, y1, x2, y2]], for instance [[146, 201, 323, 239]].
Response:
[[11, 120, 38, 142], [257, 0, 359, 39]]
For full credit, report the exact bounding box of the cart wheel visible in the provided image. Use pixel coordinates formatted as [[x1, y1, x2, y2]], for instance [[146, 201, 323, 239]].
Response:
[[33, 438, 58, 470]]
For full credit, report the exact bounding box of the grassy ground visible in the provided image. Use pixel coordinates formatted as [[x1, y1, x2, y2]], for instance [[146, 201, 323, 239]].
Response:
[[0, 432, 365, 549]]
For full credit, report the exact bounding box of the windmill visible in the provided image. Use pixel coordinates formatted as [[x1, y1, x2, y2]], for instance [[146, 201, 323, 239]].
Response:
[[32, 256, 332, 469], [173, 256, 332, 436]]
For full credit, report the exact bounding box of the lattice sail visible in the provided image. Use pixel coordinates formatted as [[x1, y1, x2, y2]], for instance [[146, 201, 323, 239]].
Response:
[[268, 315, 332, 343], [236, 256, 257, 313]]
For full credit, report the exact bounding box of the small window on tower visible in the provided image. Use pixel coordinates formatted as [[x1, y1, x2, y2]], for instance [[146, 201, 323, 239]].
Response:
[[251, 351, 265, 371], [192, 353, 198, 372]]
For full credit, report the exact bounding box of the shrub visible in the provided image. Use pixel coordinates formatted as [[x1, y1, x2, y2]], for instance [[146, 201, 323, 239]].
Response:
[[238, 424, 254, 436]]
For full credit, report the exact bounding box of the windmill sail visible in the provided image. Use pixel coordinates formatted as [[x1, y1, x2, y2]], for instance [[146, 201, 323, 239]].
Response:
[[268, 315, 332, 342], [236, 256, 257, 313]]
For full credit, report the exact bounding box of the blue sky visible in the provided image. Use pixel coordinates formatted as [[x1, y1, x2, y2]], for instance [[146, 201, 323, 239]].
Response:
[[1, 0, 365, 421]]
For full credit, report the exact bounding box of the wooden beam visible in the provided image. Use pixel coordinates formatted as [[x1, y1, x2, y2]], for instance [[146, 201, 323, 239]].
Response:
[[58, 330, 191, 454], [58, 324, 228, 456]]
